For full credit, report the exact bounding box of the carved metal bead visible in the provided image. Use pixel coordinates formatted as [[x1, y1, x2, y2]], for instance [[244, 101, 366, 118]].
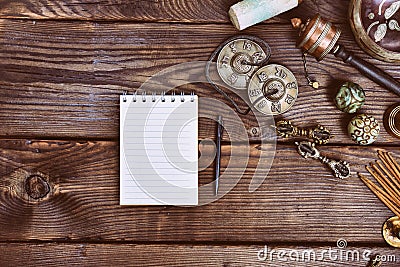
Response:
[[334, 82, 365, 113], [348, 114, 380, 145]]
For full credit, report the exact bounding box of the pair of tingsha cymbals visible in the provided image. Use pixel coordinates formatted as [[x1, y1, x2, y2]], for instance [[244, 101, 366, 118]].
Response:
[[216, 38, 298, 116]]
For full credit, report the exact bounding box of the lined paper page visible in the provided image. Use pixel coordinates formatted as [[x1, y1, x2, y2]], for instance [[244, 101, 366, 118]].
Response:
[[120, 94, 198, 205]]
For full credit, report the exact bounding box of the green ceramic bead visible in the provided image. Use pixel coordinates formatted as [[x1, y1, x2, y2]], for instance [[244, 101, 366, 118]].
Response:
[[348, 114, 380, 145], [335, 82, 366, 113]]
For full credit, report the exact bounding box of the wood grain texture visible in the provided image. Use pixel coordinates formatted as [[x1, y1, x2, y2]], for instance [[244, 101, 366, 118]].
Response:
[[1, 243, 399, 266], [0, 139, 398, 243], [0, 0, 349, 23], [0, 19, 399, 143], [0, 0, 399, 263]]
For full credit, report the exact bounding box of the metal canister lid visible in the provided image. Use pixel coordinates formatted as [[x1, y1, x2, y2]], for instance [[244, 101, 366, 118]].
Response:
[[384, 104, 400, 139]]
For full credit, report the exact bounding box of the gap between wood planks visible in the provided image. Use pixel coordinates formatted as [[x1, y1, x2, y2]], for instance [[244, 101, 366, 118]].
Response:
[[0, 239, 393, 248], [0, 136, 399, 148]]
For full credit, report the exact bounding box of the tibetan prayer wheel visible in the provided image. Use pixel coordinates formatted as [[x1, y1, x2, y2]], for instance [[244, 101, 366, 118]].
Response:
[[292, 14, 400, 97], [294, 15, 341, 61]]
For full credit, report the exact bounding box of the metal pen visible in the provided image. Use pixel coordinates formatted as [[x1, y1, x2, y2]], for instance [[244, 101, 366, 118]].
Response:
[[215, 115, 223, 196]]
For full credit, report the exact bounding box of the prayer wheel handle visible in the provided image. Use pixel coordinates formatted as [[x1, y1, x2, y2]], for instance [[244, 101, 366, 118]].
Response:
[[292, 14, 400, 97]]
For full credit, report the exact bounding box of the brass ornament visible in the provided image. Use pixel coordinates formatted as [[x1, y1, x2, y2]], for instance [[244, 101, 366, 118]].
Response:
[[210, 36, 298, 116], [295, 141, 351, 179], [384, 103, 400, 139], [275, 120, 331, 144], [248, 64, 298, 115], [217, 38, 269, 90], [207, 35, 271, 115], [367, 254, 382, 267], [383, 216, 400, 248], [348, 114, 380, 145]]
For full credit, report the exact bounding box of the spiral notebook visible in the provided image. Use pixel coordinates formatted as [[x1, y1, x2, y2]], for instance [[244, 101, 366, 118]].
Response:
[[120, 92, 198, 205]]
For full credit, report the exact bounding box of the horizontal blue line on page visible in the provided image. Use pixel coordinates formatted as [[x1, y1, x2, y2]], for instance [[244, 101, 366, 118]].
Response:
[[121, 157, 190, 159], [125, 193, 191, 194], [123, 148, 163, 151], [126, 167, 193, 172], [129, 163, 194, 165], [124, 185, 193, 188], [125, 110, 196, 113], [123, 198, 190, 200], [125, 143, 191, 145], [121, 175, 190, 177], [122, 178, 190, 181]]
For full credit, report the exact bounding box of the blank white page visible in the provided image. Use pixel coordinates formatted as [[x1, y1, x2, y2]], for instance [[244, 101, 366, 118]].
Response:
[[120, 94, 198, 205]]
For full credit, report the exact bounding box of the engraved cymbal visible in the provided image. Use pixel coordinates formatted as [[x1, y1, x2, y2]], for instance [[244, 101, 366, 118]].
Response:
[[217, 38, 269, 90], [247, 64, 298, 115]]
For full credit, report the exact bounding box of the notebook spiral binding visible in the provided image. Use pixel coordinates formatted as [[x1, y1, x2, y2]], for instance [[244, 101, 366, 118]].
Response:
[[122, 91, 195, 103]]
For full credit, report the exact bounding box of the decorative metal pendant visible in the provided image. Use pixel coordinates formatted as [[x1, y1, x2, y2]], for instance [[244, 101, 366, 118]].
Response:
[[275, 120, 331, 144], [217, 38, 269, 90], [295, 141, 351, 179], [247, 64, 298, 115]]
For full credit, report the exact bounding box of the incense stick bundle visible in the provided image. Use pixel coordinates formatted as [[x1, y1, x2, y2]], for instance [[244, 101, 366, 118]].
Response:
[[359, 150, 400, 217]]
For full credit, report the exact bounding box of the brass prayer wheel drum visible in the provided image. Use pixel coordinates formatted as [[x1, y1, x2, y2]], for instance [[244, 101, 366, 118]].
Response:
[[295, 14, 342, 61]]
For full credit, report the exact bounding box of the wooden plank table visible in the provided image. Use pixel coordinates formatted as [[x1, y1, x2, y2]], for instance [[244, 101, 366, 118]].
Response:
[[0, 0, 399, 266]]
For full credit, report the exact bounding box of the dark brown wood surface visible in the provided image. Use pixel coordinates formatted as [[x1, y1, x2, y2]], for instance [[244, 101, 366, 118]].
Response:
[[0, 19, 399, 143], [0, 140, 397, 243], [1, 243, 399, 266], [1, 0, 400, 266], [0, 0, 348, 23]]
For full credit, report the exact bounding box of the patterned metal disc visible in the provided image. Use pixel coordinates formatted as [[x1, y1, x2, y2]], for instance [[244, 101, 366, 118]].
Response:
[[217, 38, 268, 90], [384, 103, 400, 139], [247, 64, 298, 115], [383, 216, 400, 248]]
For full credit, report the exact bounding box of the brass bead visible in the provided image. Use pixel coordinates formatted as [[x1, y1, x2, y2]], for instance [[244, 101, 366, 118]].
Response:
[[348, 114, 380, 145]]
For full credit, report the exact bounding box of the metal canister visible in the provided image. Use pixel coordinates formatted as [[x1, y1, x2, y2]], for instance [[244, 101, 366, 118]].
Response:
[[384, 104, 400, 139]]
